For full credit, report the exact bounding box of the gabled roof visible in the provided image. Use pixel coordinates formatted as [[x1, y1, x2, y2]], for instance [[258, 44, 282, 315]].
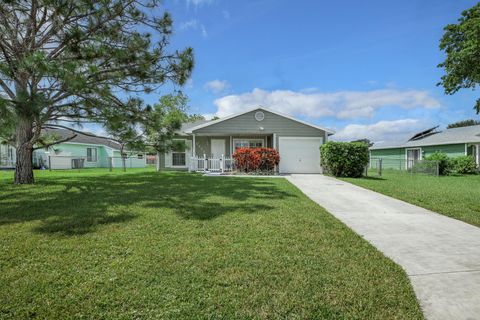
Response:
[[184, 106, 335, 134], [177, 119, 212, 135], [43, 128, 122, 150], [371, 124, 480, 150]]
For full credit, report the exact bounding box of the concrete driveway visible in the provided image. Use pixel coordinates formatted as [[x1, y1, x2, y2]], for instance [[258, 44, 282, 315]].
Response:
[[287, 174, 480, 320]]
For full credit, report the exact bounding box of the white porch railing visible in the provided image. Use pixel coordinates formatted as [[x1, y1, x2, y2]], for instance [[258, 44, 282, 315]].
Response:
[[189, 154, 234, 173]]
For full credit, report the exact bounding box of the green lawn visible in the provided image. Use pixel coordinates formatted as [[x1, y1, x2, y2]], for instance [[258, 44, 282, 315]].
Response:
[[343, 170, 480, 227], [0, 169, 422, 319]]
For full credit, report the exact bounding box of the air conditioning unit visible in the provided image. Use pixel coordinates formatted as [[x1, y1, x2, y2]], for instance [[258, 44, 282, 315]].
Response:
[[71, 158, 85, 169]]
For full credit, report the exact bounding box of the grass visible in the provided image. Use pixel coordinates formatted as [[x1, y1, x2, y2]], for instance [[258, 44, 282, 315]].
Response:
[[0, 168, 422, 319], [342, 170, 480, 227]]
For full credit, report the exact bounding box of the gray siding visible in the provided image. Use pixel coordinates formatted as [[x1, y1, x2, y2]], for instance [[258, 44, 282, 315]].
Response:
[[193, 109, 326, 148]]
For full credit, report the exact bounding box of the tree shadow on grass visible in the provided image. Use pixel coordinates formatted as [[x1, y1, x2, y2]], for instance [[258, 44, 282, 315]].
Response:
[[358, 176, 386, 181], [0, 172, 295, 236]]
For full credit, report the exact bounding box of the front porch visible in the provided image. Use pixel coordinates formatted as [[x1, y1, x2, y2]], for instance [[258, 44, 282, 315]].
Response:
[[191, 134, 276, 158], [188, 134, 277, 173]]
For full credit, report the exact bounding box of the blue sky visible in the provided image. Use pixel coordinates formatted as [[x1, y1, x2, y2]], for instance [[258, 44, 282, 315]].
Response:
[[92, 0, 480, 143]]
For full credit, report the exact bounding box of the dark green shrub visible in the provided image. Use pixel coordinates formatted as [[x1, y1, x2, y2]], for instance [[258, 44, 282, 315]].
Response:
[[452, 156, 478, 174], [320, 142, 369, 177], [425, 152, 452, 175]]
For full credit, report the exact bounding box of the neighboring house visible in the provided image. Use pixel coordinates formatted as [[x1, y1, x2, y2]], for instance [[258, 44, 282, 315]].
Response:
[[0, 128, 146, 170], [0, 143, 16, 168], [370, 125, 480, 169], [159, 106, 334, 174]]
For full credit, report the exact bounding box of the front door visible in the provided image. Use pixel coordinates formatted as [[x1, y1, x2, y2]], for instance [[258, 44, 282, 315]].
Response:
[[211, 139, 225, 158], [406, 148, 421, 169]]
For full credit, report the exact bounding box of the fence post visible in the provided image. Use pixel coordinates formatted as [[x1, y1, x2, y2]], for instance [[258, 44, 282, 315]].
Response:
[[203, 154, 207, 172], [378, 158, 382, 177], [109, 157, 112, 172], [221, 154, 224, 173], [48, 156, 51, 171], [436, 161, 439, 176]]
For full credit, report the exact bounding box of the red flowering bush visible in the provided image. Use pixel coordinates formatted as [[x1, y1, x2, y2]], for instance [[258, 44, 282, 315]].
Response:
[[232, 148, 280, 172]]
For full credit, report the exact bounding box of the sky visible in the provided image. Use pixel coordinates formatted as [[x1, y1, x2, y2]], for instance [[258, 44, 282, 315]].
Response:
[[89, 0, 480, 144]]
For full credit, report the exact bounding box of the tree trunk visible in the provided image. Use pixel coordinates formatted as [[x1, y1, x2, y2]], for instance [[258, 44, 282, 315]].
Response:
[[14, 118, 35, 184]]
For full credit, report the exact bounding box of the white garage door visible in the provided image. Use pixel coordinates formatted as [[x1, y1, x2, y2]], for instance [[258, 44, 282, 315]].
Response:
[[279, 137, 323, 174]]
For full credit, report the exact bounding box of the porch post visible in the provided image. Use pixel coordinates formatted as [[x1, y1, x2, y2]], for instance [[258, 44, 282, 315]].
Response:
[[192, 134, 196, 157], [477, 144, 480, 167], [273, 133, 277, 149], [230, 136, 233, 155]]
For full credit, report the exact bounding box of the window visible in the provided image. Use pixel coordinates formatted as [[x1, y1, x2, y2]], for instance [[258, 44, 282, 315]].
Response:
[[137, 154, 144, 159], [172, 139, 186, 166], [172, 153, 186, 166], [87, 148, 97, 162], [234, 139, 264, 150]]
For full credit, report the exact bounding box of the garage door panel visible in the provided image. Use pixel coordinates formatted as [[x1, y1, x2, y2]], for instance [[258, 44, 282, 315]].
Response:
[[279, 137, 322, 174]]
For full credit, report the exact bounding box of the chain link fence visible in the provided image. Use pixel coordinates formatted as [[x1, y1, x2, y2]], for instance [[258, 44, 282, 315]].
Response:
[[368, 158, 439, 176]]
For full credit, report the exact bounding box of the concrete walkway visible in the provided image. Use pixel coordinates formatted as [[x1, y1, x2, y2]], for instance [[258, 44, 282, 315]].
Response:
[[287, 174, 480, 320]]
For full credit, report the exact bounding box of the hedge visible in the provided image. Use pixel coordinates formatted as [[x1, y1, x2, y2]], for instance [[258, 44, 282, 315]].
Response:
[[320, 142, 369, 177], [452, 155, 477, 174], [425, 152, 451, 175], [425, 152, 478, 175]]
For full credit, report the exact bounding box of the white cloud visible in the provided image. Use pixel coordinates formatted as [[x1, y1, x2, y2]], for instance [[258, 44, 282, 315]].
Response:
[[333, 119, 425, 143], [186, 0, 214, 8], [213, 88, 440, 119], [201, 113, 218, 120], [179, 19, 208, 38], [204, 79, 230, 94], [179, 19, 198, 30]]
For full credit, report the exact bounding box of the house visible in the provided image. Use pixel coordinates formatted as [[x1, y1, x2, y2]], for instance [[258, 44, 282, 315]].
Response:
[[370, 125, 480, 169], [158, 106, 334, 174], [0, 128, 146, 170]]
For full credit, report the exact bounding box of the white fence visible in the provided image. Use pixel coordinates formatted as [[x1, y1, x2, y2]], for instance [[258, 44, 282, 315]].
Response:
[[189, 154, 234, 173]]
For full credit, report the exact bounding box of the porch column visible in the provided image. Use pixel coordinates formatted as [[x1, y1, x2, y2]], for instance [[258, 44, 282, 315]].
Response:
[[192, 134, 196, 157], [230, 136, 233, 155], [273, 133, 277, 149], [477, 144, 480, 167]]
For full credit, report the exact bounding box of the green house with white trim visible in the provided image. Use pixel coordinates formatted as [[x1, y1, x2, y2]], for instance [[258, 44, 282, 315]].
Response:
[[370, 125, 480, 170], [1, 128, 146, 170]]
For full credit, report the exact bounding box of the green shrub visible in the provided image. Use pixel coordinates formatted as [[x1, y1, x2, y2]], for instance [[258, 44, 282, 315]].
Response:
[[452, 155, 478, 174], [425, 152, 452, 175], [321, 142, 369, 177]]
